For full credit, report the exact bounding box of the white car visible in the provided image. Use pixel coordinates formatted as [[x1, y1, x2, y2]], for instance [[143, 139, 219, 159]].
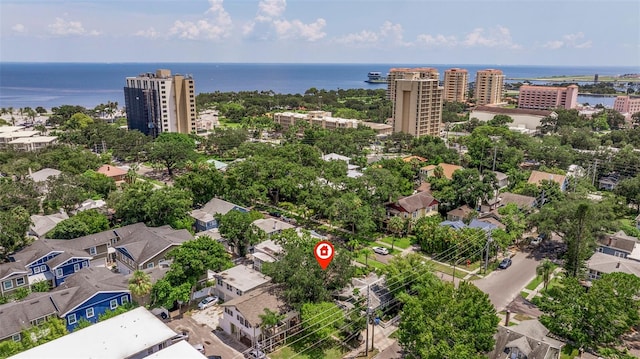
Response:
[[198, 296, 219, 310], [372, 246, 389, 255]]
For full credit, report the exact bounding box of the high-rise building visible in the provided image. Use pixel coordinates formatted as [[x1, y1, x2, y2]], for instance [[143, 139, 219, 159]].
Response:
[[124, 69, 196, 137], [392, 71, 443, 137], [387, 67, 439, 102], [443, 68, 468, 102], [474, 69, 505, 105], [613, 96, 640, 115], [517, 85, 579, 110]]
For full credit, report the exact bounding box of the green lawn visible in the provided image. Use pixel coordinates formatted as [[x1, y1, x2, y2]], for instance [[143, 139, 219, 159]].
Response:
[[560, 345, 579, 359], [525, 275, 543, 291], [355, 253, 387, 270], [520, 291, 530, 299], [270, 346, 344, 359], [430, 261, 467, 279], [379, 236, 413, 249], [217, 119, 243, 128]]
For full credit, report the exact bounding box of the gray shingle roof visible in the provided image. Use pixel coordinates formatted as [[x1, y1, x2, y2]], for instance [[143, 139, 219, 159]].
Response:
[[499, 192, 537, 209], [27, 168, 61, 183], [115, 224, 192, 264], [395, 191, 438, 213], [0, 292, 58, 340], [0, 261, 28, 280], [221, 285, 288, 327]]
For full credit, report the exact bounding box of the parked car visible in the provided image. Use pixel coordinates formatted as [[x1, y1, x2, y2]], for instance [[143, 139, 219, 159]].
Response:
[[372, 246, 389, 255], [198, 296, 219, 310], [193, 344, 205, 354], [530, 236, 542, 246], [245, 350, 266, 359], [207, 356, 223, 359], [498, 258, 512, 269]]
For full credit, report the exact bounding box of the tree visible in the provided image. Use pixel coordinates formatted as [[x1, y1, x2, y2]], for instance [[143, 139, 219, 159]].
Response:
[[300, 301, 345, 344], [398, 281, 498, 359], [536, 259, 555, 291], [174, 165, 225, 208], [43, 173, 89, 214], [164, 235, 232, 284], [383, 254, 437, 296], [46, 210, 109, 239], [0, 206, 31, 260], [263, 229, 355, 308], [329, 192, 376, 234], [487, 114, 514, 127], [147, 133, 196, 177], [81, 170, 116, 198], [64, 112, 94, 130], [217, 210, 265, 257], [538, 273, 640, 349], [387, 216, 405, 244], [359, 247, 373, 268], [259, 308, 286, 351], [128, 270, 153, 305], [31, 280, 50, 293]]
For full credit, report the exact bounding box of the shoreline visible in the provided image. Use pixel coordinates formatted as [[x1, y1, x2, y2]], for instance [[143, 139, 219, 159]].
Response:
[[508, 75, 640, 82]]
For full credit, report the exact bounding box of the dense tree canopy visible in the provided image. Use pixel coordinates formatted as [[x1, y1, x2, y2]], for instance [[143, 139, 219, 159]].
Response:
[[46, 210, 109, 239]]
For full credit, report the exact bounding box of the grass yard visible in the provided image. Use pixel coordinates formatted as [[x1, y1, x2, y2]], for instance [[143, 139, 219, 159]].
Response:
[[379, 236, 413, 250], [217, 119, 243, 128], [430, 261, 468, 279], [270, 346, 344, 359], [525, 275, 543, 291], [355, 253, 387, 270], [559, 345, 580, 359], [520, 291, 530, 299]]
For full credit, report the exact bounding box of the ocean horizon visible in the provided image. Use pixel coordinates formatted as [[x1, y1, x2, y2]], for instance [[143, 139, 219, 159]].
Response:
[[1, 62, 638, 109]]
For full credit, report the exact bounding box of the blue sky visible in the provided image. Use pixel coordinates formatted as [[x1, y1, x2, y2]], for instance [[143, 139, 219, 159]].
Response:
[[1, 0, 638, 66]]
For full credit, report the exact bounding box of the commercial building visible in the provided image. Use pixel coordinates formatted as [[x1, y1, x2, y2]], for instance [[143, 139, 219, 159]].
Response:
[[443, 68, 468, 102], [390, 69, 443, 137], [474, 69, 505, 105], [273, 111, 392, 135], [124, 69, 196, 137], [517, 84, 579, 110], [613, 96, 640, 115], [470, 106, 554, 132]]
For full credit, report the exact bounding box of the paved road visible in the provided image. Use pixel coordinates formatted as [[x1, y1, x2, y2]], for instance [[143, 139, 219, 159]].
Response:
[[474, 251, 540, 312]]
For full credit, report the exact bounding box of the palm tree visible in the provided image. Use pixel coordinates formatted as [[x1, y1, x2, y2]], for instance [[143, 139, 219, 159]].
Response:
[[388, 216, 405, 251], [536, 259, 555, 291], [259, 308, 285, 352], [360, 248, 373, 267], [128, 270, 152, 305]]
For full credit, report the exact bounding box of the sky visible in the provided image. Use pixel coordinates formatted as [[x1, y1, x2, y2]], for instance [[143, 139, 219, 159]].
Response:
[[1, 0, 639, 66]]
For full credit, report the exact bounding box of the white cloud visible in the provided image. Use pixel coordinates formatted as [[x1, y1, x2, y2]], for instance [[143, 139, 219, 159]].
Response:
[[11, 24, 26, 33], [543, 32, 592, 49], [244, 0, 326, 42], [168, 0, 232, 40], [462, 26, 521, 49], [135, 27, 160, 39], [416, 33, 457, 47], [48, 17, 100, 36], [335, 21, 410, 47]]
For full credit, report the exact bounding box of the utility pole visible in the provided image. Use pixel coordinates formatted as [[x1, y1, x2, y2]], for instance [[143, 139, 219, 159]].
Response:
[[592, 159, 598, 186], [492, 145, 498, 171], [364, 284, 370, 357], [370, 307, 375, 352], [484, 236, 493, 273]]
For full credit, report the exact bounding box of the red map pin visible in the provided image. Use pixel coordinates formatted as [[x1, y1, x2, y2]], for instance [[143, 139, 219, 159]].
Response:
[[314, 240, 335, 270]]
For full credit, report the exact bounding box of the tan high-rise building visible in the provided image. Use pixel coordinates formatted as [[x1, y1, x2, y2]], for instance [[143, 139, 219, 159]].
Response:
[[443, 68, 468, 102], [124, 69, 196, 137], [474, 69, 505, 105], [387, 67, 439, 101], [392, 71, 443, 137]]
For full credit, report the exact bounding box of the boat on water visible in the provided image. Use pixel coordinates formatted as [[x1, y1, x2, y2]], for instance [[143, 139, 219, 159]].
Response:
[[365, 72, 387, 84]]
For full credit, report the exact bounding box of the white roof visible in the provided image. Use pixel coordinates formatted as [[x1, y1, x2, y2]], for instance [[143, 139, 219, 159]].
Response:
[[216, 265, 271, 292], [148, 341, 206, 358], [0, 130, 39, 139], [10, 307, 177, 359], [8, 136, 57, 144], [0, 126, 25, 133], [322, 153, 351, 162]]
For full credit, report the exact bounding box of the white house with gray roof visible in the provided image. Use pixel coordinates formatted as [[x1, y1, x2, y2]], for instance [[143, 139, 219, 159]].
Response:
[[212, 264, 271, 302], [191, 197, 248, 232]]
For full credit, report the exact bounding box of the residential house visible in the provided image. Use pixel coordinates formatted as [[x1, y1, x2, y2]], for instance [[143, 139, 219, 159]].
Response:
[[114, 223, 193, 275], [402, 155, 427, 163], [96, 164, 127, 183], [191, 197, 248, 232], [212, 264, 271, 302], [73, 199, 107, 214], [57, 229, 120, 267], [0, 267, 131, 342], [252, 218, 295, 238], [28, 211, 69, 239], [440, 218, 502, 232], [0, 262, 29, 298], [493, 171, 509, 190], [446, 205, 475, 222], [251, 239, 283, 273], [9, 307, 177, 359], [527, 170, 568, 192], [147, 340, 211, 358], [335, 273, 391, 311], [27, 167, 61, 184], [220, 285, 297, 348], [420, 163, 463, 180], [498, 192, 538, 211], [322, 153, 351, 163], [566, 164, 585, 178], [386, 191, 439, 222], [487, 320, 563, 359], [439, 220, 466, 230], [206, 158, 229, 171], [10, 239, 91, 288], [598, 172, 621, 191], [597, 231, 640, 261], [586, 252, 640, 280]]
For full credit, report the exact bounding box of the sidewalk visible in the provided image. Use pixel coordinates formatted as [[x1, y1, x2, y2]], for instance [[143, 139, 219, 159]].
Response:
[[343, 322, 398, 359], [519, 267, 563, 301]]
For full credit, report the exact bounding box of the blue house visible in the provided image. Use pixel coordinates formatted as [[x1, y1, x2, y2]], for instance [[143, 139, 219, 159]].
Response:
[[10, 240, 92, 290], [191, 197, 248, 232], [0, 267, 130, 339]]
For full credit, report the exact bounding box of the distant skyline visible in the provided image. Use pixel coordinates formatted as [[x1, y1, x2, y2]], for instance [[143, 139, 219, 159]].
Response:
[[1, 0, 639, 66]]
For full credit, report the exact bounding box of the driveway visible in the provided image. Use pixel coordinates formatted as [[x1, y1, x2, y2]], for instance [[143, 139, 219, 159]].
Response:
[[165, 306, 246, 359], [473, 251, 540, 311]]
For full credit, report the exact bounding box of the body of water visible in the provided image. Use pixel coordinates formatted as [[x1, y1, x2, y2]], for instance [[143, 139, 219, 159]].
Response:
[[0, 62, 637, 109]]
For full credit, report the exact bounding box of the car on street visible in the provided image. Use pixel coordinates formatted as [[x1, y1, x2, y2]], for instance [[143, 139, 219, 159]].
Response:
[[498, 258, 512, 269], [193, 344, 205, 355], [206, 356, 223, 359], [198, 296, 219, 310], [372, 246, 389, 255]]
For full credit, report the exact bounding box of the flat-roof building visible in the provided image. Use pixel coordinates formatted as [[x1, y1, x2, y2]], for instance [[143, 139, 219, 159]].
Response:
[[273, 111, 392, 135], [517, 84, 579, 110], [391, 69, 443, 137], [474, 69, 505, 105], [614, 96, 640, 115], [124, 69, 196, 137], [443, 68, 468, 103]]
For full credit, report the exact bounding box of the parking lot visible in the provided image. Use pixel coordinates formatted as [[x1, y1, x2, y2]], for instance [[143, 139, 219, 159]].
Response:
[[165, 305, 248, 359]]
